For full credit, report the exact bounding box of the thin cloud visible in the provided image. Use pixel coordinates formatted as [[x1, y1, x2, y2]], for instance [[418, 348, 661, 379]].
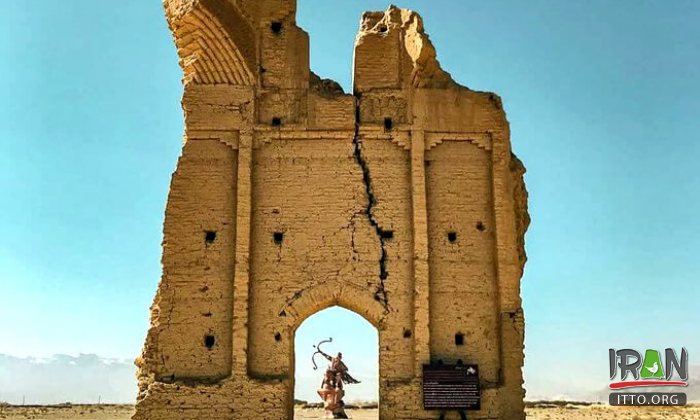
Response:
[[0, 354, 136, 405]]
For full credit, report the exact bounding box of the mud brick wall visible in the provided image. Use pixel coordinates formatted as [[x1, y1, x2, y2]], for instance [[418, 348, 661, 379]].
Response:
[[135, 1, 529, 419]]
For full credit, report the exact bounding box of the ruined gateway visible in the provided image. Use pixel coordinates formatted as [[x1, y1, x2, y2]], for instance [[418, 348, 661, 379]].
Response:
[[135, 1, 530, 419]]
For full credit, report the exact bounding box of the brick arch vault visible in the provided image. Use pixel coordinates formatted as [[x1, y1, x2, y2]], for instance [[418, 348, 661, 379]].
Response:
[[284, 286, 386, 418], [134, 0, 530, 419]]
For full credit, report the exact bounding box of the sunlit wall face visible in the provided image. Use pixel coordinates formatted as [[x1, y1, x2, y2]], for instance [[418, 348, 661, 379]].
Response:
[[294, 306, 379, 404]]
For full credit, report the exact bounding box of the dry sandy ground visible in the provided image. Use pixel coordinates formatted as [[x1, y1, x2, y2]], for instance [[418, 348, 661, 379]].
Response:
[[0, 404, 699, 419], [294, 407, 378, 419], [0, 405, 132, 420], [526, 404, 700, 420]]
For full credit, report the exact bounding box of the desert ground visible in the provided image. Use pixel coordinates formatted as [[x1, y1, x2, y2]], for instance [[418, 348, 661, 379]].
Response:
[[1, 404, 699, 419]]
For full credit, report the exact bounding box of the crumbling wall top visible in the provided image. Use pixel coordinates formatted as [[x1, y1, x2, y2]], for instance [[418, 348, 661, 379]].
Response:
[[355, 5, 456, 90]]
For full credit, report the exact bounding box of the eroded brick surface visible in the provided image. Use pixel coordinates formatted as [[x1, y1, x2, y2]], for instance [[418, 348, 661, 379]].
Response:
[[135, 2, 529, 419]]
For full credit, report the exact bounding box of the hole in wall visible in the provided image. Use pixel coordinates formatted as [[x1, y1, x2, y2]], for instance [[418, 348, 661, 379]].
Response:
[[476, 221, 486, 232], [403, 329, 412, 338], [383, 117, 393, 131], [273, 231, 284, 245], [270, 21, 283, 34], [455, 333, 464, 346], [259, 66, 267, 74], [378, 24, 388, 33], [274, 332, 282, 342], [205, 230, 217, 244], [294, 306, 378, 417], [447, 231, 457, 243], [272, 117, 282, 127], [380, 230, 394, 240], [204, 335, 216, 349]]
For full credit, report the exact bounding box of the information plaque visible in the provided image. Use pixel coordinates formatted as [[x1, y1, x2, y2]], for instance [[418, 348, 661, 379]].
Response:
[[422, 363, 481, 410]]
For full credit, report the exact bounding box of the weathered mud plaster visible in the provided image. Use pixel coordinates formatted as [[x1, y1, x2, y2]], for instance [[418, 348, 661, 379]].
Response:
[[135, 1, 529, 419]]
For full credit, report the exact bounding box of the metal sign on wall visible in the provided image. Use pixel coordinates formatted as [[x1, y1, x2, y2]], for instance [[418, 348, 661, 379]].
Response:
[[422, 364, 481, 410]]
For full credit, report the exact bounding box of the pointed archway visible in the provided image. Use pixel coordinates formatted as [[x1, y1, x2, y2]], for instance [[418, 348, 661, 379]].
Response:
[[293, 306, 379, 419]]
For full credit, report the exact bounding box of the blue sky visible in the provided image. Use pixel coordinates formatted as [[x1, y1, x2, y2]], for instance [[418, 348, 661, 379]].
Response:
[[1, 0, 699, 402]]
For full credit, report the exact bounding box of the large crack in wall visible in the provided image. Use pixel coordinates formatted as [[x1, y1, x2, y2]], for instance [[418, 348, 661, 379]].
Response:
[[352, 96, 390, 312]]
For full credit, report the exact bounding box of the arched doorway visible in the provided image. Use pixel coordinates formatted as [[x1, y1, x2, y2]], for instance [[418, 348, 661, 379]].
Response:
[[293, 306, 379, 419]]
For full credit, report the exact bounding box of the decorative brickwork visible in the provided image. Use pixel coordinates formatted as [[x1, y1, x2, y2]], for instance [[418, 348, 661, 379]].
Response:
[[135, 2, 529, 419]]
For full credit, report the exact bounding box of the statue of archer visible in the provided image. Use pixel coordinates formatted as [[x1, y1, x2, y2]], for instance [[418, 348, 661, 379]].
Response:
[[312, 338, 360, 419]]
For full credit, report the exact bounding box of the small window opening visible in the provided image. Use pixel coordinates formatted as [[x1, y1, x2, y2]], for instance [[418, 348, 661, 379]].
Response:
[[274, 332, 282, 342], [273, 231, 284, 245], [403, 329, 412, 338], [383, 117, 393, 131], [378, 25, 388, 33], [455, 333, 464, 346], [205, 230, 217, 244], [204, 335, 216, 349], [447, 231, 457, 243], [271, 117, 282, 127], [270, 21, 283, 34], [380, 230, 394, 240], [476, 221, 486, 232]]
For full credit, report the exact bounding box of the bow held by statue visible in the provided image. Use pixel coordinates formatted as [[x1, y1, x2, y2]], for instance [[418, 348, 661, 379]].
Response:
[[311, 337, 333, 370]]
